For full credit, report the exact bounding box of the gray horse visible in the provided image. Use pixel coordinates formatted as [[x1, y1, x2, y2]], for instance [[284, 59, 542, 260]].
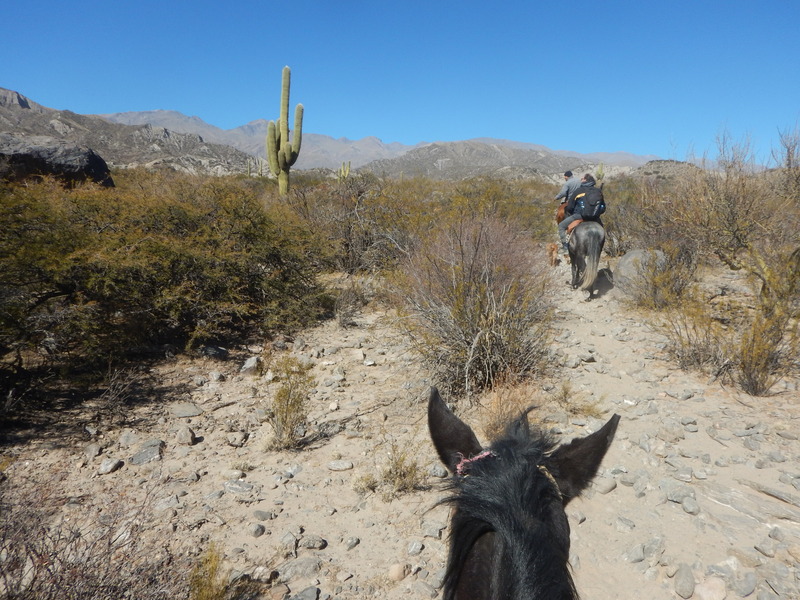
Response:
[[568, 221, 605, 300]]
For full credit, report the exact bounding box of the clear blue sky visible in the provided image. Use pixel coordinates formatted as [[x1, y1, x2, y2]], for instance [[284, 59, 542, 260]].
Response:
[[4, 1, 799, 162]]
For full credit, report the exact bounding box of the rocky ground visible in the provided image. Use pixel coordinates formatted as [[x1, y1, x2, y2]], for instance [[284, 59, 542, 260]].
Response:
[[2, 260, 799, 600]]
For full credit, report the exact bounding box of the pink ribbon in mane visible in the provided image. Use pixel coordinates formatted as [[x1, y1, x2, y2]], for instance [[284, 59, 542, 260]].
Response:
[[456, 450, 495, 476]]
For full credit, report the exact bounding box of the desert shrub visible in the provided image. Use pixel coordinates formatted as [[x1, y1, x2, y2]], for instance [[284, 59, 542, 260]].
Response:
[[658, 295, 730, 373], [393, 213, 554, 399], [477, 381, 538, 441], [596, 176, 642, 257], [188, 544, 228, 600], [547, 380, 604, 419], [735, 308, 795, 396], [284, 174, 436, 274], [0, 172, 330, 399], [266, 355, 314, 449], [354, 434, 425, 501], [378, 436, 425, 500], [0, 483, 190, 600], [620, 245, 697, 310]]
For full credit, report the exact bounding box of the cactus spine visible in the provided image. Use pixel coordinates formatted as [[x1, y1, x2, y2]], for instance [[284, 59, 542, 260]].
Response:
[[266, 66, 303, 195]]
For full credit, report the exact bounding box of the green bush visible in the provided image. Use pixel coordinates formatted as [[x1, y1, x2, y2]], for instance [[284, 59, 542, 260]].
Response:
[[0, 172, 329, 400]]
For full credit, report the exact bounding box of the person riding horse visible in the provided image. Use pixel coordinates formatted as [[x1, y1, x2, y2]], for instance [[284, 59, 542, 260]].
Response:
[[557, 173, 603, 257]]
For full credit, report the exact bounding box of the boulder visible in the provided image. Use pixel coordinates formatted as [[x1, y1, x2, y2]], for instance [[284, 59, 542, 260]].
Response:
[[613, 249, 666, 295], [0, 133, 114, 186]]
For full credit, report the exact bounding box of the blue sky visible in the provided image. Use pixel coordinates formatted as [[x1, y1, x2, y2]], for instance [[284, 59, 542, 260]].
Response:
[[4, 1, 799, 162]]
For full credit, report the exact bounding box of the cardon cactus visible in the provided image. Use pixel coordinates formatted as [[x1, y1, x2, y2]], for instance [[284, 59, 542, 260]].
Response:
[[266, 66, 303, 195]]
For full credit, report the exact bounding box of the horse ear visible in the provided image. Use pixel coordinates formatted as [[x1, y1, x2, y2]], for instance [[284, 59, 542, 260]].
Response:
[[428, 387, 483, 474], [549, 414, 620, 504], [505, 406, 533, 438]]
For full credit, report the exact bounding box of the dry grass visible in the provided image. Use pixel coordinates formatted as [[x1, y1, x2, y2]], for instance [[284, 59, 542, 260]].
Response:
[[354, 433, 426, 502], [475, 380, 604, 444], [476, 381, 539, 442], [188, 544, 228, 600]]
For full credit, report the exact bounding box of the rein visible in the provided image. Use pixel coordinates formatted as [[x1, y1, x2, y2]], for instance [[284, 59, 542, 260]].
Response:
[[538, 464, 563, 499]]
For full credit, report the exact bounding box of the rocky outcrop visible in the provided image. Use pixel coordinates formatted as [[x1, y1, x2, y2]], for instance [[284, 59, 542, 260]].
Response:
[[0, 133, 114, 186], [0, 88, 254, 176]]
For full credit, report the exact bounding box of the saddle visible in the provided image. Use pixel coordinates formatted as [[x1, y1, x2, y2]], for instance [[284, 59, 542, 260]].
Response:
[[566, 219, 583, 234]]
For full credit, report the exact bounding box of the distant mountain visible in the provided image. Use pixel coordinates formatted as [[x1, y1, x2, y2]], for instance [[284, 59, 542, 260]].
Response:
[[359, 140, 580, 181], [99, 110, 659, 177], [1, 87, 662, 180], [100, 110, 422, 170], [0, 89, 253, 175]]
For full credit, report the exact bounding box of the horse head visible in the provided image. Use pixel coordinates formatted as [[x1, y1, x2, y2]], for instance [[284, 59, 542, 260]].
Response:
[[428, 387, 620, 600]]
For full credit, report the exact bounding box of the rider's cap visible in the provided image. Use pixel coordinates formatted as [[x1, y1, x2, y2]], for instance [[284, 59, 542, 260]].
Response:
[[564, 171, 573, 177]]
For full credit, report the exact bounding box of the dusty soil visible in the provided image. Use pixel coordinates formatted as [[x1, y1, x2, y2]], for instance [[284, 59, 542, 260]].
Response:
[[2, 261, 799, 599]]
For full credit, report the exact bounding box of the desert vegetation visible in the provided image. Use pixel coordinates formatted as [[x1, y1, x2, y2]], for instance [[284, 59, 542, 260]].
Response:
[[1, 130, 799, 597], [605, 133, 800, 396]]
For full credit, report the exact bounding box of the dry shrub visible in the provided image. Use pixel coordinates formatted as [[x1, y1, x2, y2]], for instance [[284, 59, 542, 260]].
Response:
[[0, 484, 190, 600], [658, 296, 729, 373], [188, 544, 228, 600], [735, 309, 794, 396], [394, 214, 554, 399], [547, 380, 604, 419], [657, 277, 797, 395], [266, 355, 314, 449], [333, 276, 371, 328], [378, 437, 425, 501], [622, 245, 697, 310]]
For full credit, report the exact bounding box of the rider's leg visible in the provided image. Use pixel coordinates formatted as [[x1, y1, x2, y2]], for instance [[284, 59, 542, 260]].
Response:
[[558, 214, 580, 252]]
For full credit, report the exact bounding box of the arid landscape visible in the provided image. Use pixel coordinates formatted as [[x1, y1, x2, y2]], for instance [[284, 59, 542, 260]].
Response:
[[2, 256, 798, 600]]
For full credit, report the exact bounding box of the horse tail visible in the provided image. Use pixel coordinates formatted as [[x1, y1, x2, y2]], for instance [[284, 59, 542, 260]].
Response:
[[580, 225, 605, 291]]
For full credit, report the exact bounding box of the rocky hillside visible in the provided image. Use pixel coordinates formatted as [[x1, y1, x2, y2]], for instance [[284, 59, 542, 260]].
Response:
[[0, 89, 254, 175], [359, 140, 590, 182]]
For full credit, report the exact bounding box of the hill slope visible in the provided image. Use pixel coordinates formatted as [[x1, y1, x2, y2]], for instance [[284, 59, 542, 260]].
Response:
[[0, 88, 253, 175]]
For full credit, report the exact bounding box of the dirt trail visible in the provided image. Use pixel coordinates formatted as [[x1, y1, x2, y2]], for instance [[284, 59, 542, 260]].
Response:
[[2, 260, 798, 599]]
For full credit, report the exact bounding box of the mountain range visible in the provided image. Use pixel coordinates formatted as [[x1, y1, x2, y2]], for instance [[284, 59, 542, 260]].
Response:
[[1, 87, 660, 180]]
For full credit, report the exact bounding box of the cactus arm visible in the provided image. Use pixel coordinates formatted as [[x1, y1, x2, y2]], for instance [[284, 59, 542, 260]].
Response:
[[291, 104, 304, 159], [266, 120, 280, 176]]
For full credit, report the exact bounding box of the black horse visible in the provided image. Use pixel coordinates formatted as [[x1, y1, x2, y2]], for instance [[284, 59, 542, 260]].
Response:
[[568, 221, 605, 300], [428, 387, 620, 600]]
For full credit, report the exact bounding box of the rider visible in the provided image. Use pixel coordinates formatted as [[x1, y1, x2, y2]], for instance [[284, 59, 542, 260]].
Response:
[[555, 170, 581, 205], [558, 173, 599, 255]]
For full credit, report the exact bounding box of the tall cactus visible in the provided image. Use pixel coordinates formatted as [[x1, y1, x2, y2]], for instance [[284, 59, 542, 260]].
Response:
[[266, 66, 303, 196]]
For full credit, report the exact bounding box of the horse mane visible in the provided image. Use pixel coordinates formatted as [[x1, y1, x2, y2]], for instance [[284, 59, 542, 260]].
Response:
[[437, 421, 579, 600]]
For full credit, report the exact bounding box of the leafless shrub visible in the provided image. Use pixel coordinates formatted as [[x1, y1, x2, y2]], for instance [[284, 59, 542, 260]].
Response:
[[735, 308, 795, 396], [333, 278, 370, 328], [393, 215, 554, 399], [0, 484, 190, 600], [621, 245, 697, 311], [657, 296, 730, 374]]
